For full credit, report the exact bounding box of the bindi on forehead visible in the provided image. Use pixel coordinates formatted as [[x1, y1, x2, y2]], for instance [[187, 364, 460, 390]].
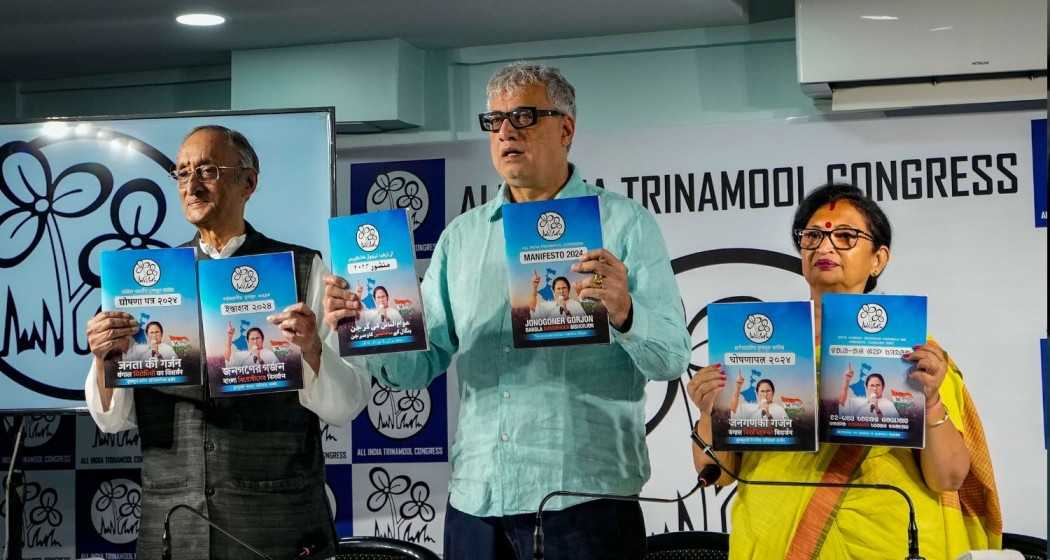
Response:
[[825, 221, 832, 229]]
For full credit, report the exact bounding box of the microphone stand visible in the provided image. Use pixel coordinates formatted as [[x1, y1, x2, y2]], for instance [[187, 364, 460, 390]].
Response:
[[3, 417, 26, 560], [162, 504, 274, 560], [689, 430, 924, 560], [532, 465, 721, 560]]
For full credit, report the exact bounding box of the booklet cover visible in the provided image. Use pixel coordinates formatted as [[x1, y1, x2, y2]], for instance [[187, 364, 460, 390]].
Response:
[[198, 252, 303, 397], [819, 293, 927, 448], [329, 209, 428, 356], [100, 247, 202, 388], [502, 195, 610, 348], [708, 301, 817, 452]]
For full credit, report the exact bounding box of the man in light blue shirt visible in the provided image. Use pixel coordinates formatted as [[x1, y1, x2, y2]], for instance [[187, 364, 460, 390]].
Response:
[[324, 62, 689, 560]]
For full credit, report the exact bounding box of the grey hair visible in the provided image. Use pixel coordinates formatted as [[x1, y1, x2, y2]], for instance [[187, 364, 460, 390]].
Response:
[[486, 61, 576, 118], [184, 125, 260, 173]]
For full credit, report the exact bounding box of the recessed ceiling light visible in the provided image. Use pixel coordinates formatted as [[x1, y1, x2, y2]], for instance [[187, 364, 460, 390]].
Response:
[[176, 13, 225, 26], [861, 15, 899, 21]]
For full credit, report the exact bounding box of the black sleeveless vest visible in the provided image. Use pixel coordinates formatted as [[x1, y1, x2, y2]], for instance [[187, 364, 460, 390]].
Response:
[[132, 223, 335, 560]]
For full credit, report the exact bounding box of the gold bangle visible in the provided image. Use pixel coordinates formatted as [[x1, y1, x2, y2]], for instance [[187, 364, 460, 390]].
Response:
[[927, 404, 950, 428]]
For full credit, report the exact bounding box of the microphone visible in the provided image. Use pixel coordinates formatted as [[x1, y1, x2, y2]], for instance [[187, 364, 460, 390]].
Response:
[[531, 465, 721, 559], [689, 430, 925, 560], [162, 504, 275, 560]]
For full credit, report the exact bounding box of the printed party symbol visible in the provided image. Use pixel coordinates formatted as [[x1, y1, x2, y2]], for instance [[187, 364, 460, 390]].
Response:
[[132, 258, 160, 287], [231, 265, 259, 293], [536, 212, 565, 241], [743, 313, 773, 343]]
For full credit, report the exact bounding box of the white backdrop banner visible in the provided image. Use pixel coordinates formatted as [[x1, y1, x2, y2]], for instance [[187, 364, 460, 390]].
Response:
[[337, 110, 1048, 548]]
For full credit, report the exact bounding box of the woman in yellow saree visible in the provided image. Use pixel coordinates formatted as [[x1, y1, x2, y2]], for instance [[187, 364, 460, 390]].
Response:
[[687, 183, 1001, 560]]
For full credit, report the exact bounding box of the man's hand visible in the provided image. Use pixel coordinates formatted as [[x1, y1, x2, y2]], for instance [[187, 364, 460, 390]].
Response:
[[324, 275, 363, 331], [572, 249, 632, 329], [226, 321, 235, 340], [268, 303, 321, 370], [86, 311, 137, 360]]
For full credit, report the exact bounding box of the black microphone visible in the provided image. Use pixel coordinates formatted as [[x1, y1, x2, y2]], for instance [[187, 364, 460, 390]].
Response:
[[162, 504, 274, 560], [531, 465, 721, 560], [689, 430, 925, 560]]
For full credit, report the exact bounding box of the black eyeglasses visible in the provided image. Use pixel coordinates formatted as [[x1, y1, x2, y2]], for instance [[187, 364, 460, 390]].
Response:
[[793, 227, 875, 250], [169, 164, 252, 184], [478, 107, 564, 132]]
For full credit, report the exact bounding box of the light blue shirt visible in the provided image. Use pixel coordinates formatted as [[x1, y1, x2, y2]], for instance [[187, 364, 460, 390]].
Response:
[[367, 165, 690, 516]]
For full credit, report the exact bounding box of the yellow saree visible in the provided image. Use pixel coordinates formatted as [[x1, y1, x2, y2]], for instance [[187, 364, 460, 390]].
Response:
[[727, 343, 1002, 560]]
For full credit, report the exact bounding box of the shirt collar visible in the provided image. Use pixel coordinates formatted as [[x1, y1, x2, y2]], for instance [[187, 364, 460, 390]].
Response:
[[198, 232, 247, 259], [487, 163, 588, 222]]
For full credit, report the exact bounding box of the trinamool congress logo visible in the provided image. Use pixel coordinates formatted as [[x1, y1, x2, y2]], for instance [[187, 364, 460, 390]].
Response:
[[367, 381, 432, 440], [1, 128, 178, 402], [743, 313, 773, 343], [3, 415, 60, 447], [365, 171, 430, 233], [356, 224, 380, 252], [536, 211, 566, 241], [857, 303, 888, 333], [231, 265, 260, 293], [132, 258, 161, 287], [89, 478, 141, 544]]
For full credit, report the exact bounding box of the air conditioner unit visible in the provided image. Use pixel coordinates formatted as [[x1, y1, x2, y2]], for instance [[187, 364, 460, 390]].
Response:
[[796, 0, 1047, 111]]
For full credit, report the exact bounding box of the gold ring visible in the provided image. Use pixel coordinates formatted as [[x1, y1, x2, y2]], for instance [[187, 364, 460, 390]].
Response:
[[592, 273, 604, 289]]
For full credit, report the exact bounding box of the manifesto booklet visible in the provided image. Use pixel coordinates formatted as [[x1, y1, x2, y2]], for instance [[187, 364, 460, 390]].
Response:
[[198, 251, 303, 397], [329, 209, 428, 356], [708, 301, 817, 452], [100, 247, 202, 388], [503, 195, 610, 348], [819, 293, 927, 448]]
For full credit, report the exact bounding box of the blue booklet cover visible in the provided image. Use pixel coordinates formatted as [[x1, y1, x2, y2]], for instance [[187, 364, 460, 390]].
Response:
[[198, 251, 304, 397], [329, 209, 428, 356], [100, 247, 202, 388], [819, 293, 927, 448], [708, 301, 817, 452], [502, 195, 610, 348]]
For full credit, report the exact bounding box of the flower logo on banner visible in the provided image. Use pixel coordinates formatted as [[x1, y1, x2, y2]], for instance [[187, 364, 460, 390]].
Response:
[[400, 482, 435, 523], [367, 379, 431, 440], [77, 179, 169, 288], [365, 467, 436, 544], [0, 129, 175, 401], [29, 488, 63, 528], [0, 479, 67, 549], [2, 414, 60, 447], [90, 478, 141, 544], [366, 171, 430, 231]]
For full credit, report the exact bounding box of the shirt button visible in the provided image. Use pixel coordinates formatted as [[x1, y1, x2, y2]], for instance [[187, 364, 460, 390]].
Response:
[[502, 391, 511, 399], [500, 433, 509, 442], [205, 486, 215, 497]]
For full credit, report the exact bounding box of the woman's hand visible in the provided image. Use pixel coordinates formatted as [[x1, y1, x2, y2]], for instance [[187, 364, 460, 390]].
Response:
[[687, 364, 726, 416], [905, 342, 949, 407]]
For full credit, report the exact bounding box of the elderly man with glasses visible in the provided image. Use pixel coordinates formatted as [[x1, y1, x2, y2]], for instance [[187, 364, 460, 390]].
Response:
[[323, 62, 690, 560], [84, 125, 370, 560]]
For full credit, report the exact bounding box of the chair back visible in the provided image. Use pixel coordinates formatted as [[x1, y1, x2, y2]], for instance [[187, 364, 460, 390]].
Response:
[[333, 536, 441, 560], [1002, 533, 1048, 560], [645, 530, 730, 560]]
